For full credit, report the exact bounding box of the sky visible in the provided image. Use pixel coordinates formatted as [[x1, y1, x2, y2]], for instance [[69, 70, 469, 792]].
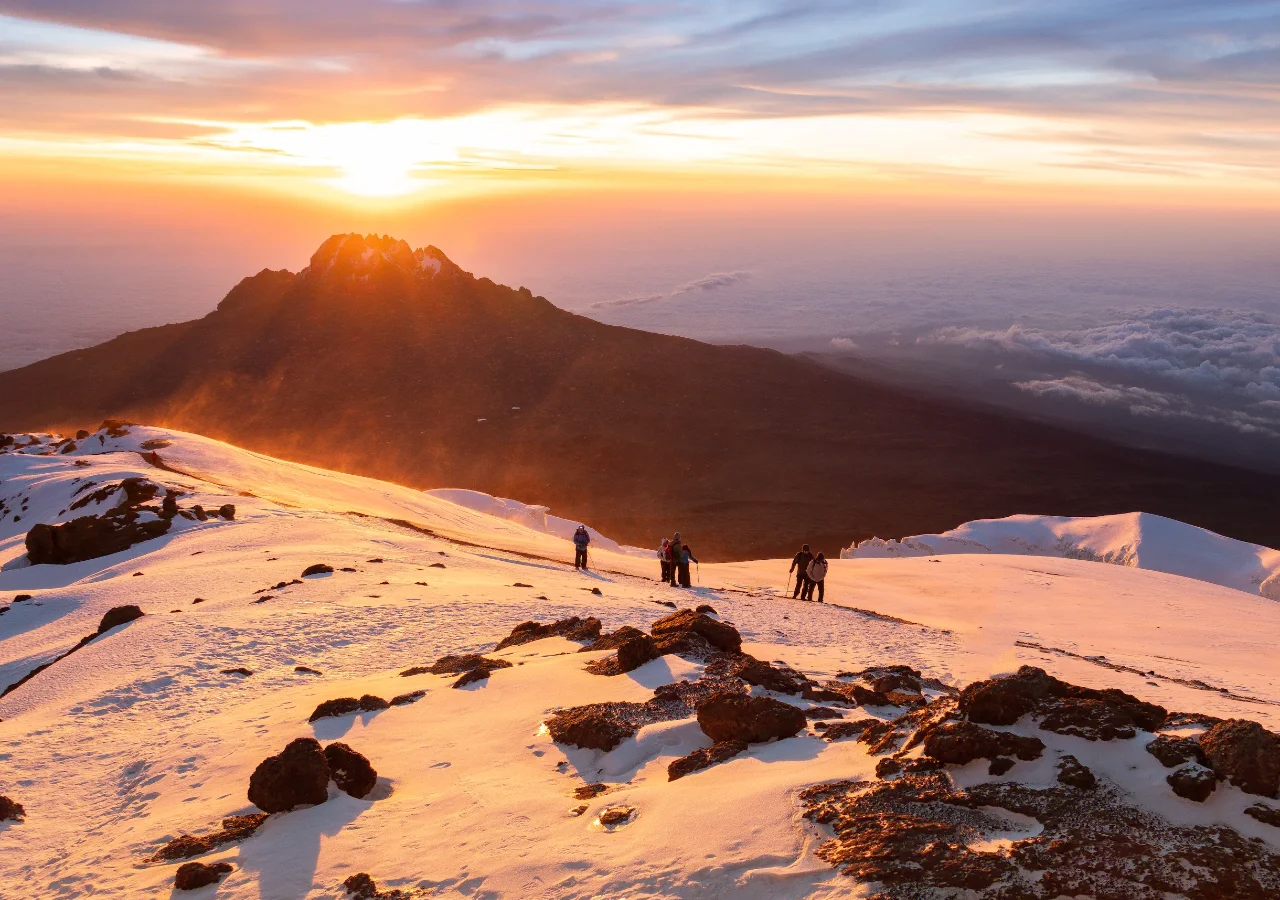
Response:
[[1, 1, 1278, 458]]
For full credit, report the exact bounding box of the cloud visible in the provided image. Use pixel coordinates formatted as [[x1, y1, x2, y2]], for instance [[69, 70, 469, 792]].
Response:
[[591, 270, 750, 309], [831, 337, 857, 351]]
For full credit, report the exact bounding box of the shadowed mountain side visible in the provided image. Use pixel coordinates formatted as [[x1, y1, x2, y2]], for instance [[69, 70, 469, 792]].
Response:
[[2, 233, 1279, 561]]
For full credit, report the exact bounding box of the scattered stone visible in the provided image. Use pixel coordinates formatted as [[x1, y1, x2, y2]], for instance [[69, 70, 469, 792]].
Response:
[[0, 796, 24, 822], [221, 668, 253, 677], [668, 740, 748, 780], [192, 598, 207, 604], [876, 757, 903, 778], [591, 587, 604, 596], [341, 567, 358, 572], [294, 666, 323, 676], [805, 707, 846, 720], [581, 626, 648, 653], [248, 737, 330, 813], [302, 564, 334, 577], [651, 609, 742, 653], [13, 594, 31, 602], [598, 807, 634, 826], [367, 558, 384, 563], [98, 605, 144, 633], [695, 604, 717, 615], [1167, 762, 1217, 802], [574, 783, 609, 800], [430, 562, 446, 568], [922, 721, 1045, 765], [325, 742, 378, 799], [570, 804, 588, 817], [512, 582, 533, 588], [343, 872, 409, 899], [988, 757, 1016, 776], [1146, 734, 1206, 768], [150, 813, 268, 861], [495, 617, 603, 650], [697, 692, 807, 744], [218, 504, 236, 520], [706, 652, 809, 694], [1245, 803, 1280, 827], [1199, 719, 1280, 797], [1056, 754, 1097, 789], [308, 696, 389, 722], [175, 861, 233, 891], [820, 719, 882, 742], [615, 635, 660, 673], [389, 690, 426, 706]]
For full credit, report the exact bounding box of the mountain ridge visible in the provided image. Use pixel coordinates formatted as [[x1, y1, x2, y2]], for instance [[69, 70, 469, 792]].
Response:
[[3, 232, 1280, 560]]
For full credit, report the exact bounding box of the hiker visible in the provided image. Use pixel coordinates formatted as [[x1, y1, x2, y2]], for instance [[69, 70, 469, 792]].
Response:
[[573, 525, 590, 570], [789, 543, 814, 599], [668, 532, 682, 585], [804, 552, 828, 603], [676, 542, 699, 587], [659, 538, 672, 583]]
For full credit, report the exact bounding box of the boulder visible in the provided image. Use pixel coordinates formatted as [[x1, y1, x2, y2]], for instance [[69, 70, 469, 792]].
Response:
[[495, 616, 602, 650], [695, 604, 717, 615], [959, 666, 1164, 736], [1167, 763, 1217, 802], [302, 564, 334, 577], [25, 505, 171, 565], [696, 692, 807, 744], [581, 626, 648, 652], [175, 861, 233, 891], [247, 737, 330, 813], [1146, 734, 1206, 769], [546, 707, 637, 752], [358, 694, 389, 711], [218, 504, 236, 520], [1056, 755, 1097, 790], [324, 742, 378, 799], [151, 814, 269, 861], [598, 807, 634, 826], [988, 757, 1016, 776], [1244, 803, 1280, 827], [709, 653, 808, 694], [98, 605, 144, 633], [1199, 719, 1280, 797], [922, 721, 1045, 765], [309, 698, 362, 722], [616, 635, 660, 673], [389, 690, 426, 706], [0, 796, 24, 821], [668, 740, 748, 781], [651, 609, 741, 653], [876, 757, 903, 778]]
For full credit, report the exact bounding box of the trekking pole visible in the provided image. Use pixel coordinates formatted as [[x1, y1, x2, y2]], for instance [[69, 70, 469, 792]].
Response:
[[696, 562, 700, 585]]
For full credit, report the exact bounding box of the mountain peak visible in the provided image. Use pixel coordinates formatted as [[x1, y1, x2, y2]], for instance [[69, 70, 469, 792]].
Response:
[[301, 233, 456, 282]]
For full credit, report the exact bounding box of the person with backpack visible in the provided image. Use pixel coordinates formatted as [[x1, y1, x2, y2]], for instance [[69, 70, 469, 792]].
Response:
[[659, 537, 672, 583], [573, 525, 591, 570], [789, 544, 814, 599], [676, 542, 699, 587], [804, 552, 828, 603]]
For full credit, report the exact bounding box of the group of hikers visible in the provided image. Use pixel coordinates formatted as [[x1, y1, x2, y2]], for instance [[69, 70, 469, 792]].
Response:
[[572, 524, 826, 601]]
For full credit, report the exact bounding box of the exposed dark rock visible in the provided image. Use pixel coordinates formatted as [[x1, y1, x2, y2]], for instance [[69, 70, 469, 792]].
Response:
[[247, 738, 330, 813], [325, 742, 378, 799], [546, 706, 639, 752], [1200, 719, 1280, 797], [26, 487, 171, 565], [342, 872, 409, 899], [823, 681, 895, 707], [389, 690, 426, 706], [580, 626, 648, 653], [652, 628, 718, 660], [876, 757, 903, 778], [589, 587, 602, 595], [495, 616, 602, 650], [651, 609, 742, 653], [805, 707, 846, 720], [697, 692, 807, 744], [161, 493, 179, 518], [1146, 734, 1206, 769], [302, 564, 334, 577], [820, 718, 882, 742], [616, 635, 660, 673], [668, 740, 748, 780], [430, 562, 446, 568], [988, 757, 1016, 776], [13, 595, 31, 602], [454, 667, 500, 688], [705, 652, 809, 694], [695, 604, 717, 615], [221, 668, 253, 677], [923, 721, 1045, 765], [512, 582, 533, 588], [99, 605, 144, 633], [218, 504, 236, 520], [1167, 763, 1217, 802], [1245, 803, 1280, 827], [427, 654, 510, 676], [598, 807, 634, 826], [0, 796, 24, 821], [309, 698, 360, 722], [150, 813, 269, 861], [574, 783, 609, 800], [1056, 755, 1097, 789], [175, 861, 233, 891], [801, 769, 1280, 898], [959, 666, 1165, 739], [294, 666, 322, 675]]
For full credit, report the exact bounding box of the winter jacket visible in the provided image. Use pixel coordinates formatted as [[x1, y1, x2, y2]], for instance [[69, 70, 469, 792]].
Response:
[[807, 558, 828, 582], [790, 550, 814, 574], [659, 539, 671, 560], [680, 545, 698, 566], [573, 527, 590, 548]]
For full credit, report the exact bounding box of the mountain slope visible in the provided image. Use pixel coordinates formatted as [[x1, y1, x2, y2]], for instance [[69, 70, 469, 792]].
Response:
[[3, 233, 1280, 560], [4, 424, 1280, 899]]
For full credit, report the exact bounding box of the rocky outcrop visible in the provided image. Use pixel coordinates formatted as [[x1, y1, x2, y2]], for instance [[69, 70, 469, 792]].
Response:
[[399, 654, 513, 688], [696, 692, 806, 744], [0, 796, 24, 822], [495, 617, 602, 650], [247, 738, 330, 813], [99, 605, 144, 633], [302, 564, 334, 576], [343, 872, 409, 899], [151, 814, 269, 861], [175, 861, 233, 891], [1200, 719, 1280, 797], [668, 740, 749, 781], [616, 635, 660, 673], [1055, 755, 1096, 789], [1146, 734, 1206, 768], [26, 496, 171, 565], [922, 721, 1045, 766], [651, 609, 742, 653], [1167, 763, 1217, 802], [324, 742, 378, 799], [959, 666, 1165, 739], [546, 706, 640, 752], [705, 653, 809, 695], [308, 695, 388, 722], [1246, 803, 1280, 827]]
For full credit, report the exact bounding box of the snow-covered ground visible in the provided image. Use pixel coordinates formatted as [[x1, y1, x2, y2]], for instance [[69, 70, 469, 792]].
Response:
[[3, 424, 1280, 898], [842, 511, 1280, 599]]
